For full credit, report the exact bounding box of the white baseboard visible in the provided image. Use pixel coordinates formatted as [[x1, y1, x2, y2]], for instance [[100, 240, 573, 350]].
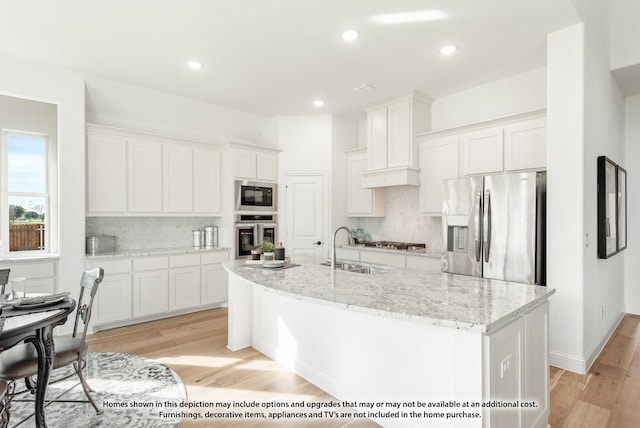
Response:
[[549, 311, 625, 374]]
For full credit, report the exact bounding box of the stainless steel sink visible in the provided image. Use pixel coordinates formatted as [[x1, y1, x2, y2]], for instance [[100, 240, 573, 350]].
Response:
[[319, 260, 389, 274]]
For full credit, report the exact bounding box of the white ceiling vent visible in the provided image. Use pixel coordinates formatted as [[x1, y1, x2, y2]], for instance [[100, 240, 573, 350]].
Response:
[[352, 83, 376, 94]]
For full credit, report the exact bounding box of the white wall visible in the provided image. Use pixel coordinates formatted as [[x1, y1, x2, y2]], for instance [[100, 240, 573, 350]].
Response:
[[610, 0, 640, 69], [579, 0, 626, 370], [430, 67, 547, 131], [85, 75, 270, 145], [624, 95, 640, 313], [0, 55, 86, 335]]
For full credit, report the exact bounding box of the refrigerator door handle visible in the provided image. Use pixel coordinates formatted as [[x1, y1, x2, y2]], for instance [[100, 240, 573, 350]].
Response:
[[483, 189, 492, 262], [474, 191, 482, 262]]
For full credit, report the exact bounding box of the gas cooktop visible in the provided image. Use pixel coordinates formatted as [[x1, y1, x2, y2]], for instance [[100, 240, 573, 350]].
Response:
[[362, 241, 426, 251]]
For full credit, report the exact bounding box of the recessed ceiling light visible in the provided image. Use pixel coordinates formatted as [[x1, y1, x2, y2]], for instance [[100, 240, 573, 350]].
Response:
[[342, 30, 360, 41], [440, 45, 458, 55], [372, 10, 447, 25], [313, 99, 325, 107], [187, 60, 203, 70]]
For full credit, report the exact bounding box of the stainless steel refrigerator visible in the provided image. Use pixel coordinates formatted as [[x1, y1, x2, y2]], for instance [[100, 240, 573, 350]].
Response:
[[442, 172, 546, 285]]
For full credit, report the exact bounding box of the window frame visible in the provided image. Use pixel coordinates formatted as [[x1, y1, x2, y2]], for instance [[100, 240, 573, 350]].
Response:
[[1, 129, 53, 257]]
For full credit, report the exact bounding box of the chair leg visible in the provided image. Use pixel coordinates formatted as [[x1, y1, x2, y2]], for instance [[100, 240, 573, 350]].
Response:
[[74, 360, 103, 415]]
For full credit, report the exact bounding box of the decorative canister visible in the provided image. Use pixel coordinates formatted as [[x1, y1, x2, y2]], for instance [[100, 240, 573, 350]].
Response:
[[274, 242, 285, 260], [192, 230, 202, 248]]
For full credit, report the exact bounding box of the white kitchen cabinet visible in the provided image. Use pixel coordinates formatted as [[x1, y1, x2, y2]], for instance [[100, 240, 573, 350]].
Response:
[[95, 273, 133, 324], [86, 124, 224, 217], [461, 126, 504, 176], [363, 92, 432, 187], [87, 133, 127, 214], [169, 266, 200, 310], [194, 149, 221, 214], [504, 118, 547, 171], [405, 255, 441, 272], [360, 250, 406, 268], [419, 135, 460, 215], [484, 301, 549, 428], [346, 148, 385, 217], [163, 144, 193, 213], [132, 256, 169, 317], [128, 139, 163, 212], [232, 148, 278, 182], [201, 251, 229, 305]]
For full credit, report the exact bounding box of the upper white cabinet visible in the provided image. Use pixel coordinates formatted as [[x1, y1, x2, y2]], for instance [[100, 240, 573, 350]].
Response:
[[362, 92, 432, 188], [232, 148, 278, 182], [194, 149, 221, 214], [419, 135, 460, 215], [86, 124, 222, 216], [418, 112, 547, 216], [461, 126, 504, 176], [504, 118, 547, 171], [163, 144, 194, 213], [87, 133, 127, 213], [128, 139, 163, 212], [346, 148, 385, 217]]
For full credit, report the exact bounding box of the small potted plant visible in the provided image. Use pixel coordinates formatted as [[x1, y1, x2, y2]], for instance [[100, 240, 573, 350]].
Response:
[[259, 241, 275, 260]]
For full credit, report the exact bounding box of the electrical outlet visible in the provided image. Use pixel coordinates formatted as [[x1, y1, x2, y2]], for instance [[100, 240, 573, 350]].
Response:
[[500, 355, 512, 379]]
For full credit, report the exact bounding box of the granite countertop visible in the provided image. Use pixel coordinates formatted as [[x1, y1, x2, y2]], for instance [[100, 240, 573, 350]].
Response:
[[224, 255, 555, 333], [86, 246, 231, 259], [340, 244, 441, 258]]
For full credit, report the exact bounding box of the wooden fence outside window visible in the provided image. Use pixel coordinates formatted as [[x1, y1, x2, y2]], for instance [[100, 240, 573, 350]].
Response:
[[9, 223, 45, 251]]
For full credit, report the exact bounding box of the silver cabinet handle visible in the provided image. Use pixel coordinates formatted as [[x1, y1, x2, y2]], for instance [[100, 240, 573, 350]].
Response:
[[483, 189, 492, 262], [474, 191, 482, 262]]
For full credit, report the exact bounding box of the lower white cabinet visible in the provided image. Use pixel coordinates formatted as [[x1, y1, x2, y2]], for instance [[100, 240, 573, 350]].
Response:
[[169, 266, 201, 310], [133, 270, 169, 317], [87, 250, 229, 330]]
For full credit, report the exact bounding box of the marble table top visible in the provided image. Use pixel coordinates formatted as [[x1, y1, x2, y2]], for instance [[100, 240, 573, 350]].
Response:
[[224, 255, 555, 333], [85, 246, 231, 259]]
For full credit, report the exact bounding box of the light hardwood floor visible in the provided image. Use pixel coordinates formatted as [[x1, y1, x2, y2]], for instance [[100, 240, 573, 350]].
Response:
[[549, 313, 640, 428], [87, 309, 640, 427], [86, 308, 378, 427]]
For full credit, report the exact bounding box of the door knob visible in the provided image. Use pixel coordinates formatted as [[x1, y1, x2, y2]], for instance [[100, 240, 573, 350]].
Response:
[[313, 241, 322, 245]]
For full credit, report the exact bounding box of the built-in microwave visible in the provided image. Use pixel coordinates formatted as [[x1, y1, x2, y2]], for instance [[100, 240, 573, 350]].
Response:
[[235, 180, 276, 212]]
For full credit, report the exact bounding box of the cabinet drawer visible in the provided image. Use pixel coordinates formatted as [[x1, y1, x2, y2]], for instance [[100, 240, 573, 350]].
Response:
[[406, 256, 441, 272], [170, 253, 200, 268], [335, 248, 360, 261], [87, 258, 131, 274], [6, 262, 55, 279], [133, 256, 168, 271], [360, 251, 406, 268], [201, 251, 229, 265]]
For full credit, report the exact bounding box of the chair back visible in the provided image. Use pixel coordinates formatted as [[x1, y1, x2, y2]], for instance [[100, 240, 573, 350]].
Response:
[[72, 268, 104, 342], [0, 269, 10, 295]]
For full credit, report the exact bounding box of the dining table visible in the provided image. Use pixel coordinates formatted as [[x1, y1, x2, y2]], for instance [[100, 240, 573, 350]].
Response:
[[0, 295, 76, 428]]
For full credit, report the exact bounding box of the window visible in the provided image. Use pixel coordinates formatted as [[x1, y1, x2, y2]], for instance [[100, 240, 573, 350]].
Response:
[[1, 130, 51, 255]]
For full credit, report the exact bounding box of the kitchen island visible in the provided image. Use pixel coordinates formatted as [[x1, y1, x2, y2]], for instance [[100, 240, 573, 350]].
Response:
[[224, 256, 555, 428]]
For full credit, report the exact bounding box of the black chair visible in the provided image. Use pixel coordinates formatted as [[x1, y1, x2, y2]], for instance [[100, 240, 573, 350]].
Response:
[[0, 270, 9, 295], [0, 268, 105, 415]]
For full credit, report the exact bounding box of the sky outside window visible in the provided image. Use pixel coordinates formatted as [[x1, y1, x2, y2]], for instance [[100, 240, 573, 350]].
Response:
[[8, 134, 46, 193]]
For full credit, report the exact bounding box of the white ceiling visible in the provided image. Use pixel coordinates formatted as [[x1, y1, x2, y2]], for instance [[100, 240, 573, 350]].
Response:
[[0, 0, 580, 119]]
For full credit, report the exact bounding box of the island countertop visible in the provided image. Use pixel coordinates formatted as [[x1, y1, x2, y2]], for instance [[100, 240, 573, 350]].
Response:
[[224, 255, 555, 333]]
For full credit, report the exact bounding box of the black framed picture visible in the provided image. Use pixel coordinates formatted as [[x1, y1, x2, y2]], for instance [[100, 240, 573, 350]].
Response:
[[597, 156, 627, 259], [617, 165, 627, 252]]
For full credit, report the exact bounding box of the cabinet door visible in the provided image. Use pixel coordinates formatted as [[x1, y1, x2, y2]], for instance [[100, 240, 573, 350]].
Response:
[[194, 149, 221, 214], [232, 149, 257, 180], [504, 118, 547, 172], [347, 152, 384, 217], [524, 302, 549, 428], [128, 139, 163, 212], [461, 127, 504, 176], [133, 270, 168, 317], [94, 273, 132, 325], [169, 266, 200, 310], [256, 152, 278, 181], [163, 144, 193, 213], [201, 264, 227, 305], [419, 136, 460, 214], [87, 134, 127, 213], [367, 107, 388, 170], [387, 99, 412, 168]]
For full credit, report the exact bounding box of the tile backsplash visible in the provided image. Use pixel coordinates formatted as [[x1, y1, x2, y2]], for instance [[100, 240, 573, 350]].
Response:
[[86, 217, 221, 250], [357, 186, 443, 251]]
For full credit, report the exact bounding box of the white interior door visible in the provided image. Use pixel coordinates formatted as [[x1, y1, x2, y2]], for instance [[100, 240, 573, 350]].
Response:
[[284, 173, 327, 257]]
